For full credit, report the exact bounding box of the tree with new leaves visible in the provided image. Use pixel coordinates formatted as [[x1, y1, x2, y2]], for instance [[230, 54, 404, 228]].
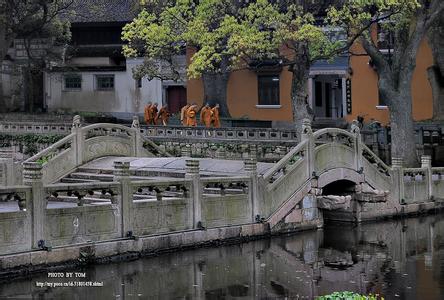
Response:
[[0, 0, 73, 112], [328, 0, 444, 166]]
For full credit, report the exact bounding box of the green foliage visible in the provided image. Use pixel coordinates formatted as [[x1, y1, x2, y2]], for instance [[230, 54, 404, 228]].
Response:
[[0, 134, 65, 156], [317, 291, 385, 300], [122, 0, 344, 80]]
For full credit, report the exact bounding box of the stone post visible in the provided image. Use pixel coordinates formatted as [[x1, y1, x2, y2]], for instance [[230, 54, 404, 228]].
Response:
[[23, 162, 45, 249], [301, 119, 314, 178], [131, 115, 143, 157], [114, 161, 132, 237], [71, 115, 84, 166], [351, 120, 363, 172], [0, 158, 13, 187], [421, 155, 433, 200], [181, 144, 192, 157], [391, 157, 404, 204], [244, 157, 260, 222], [185, 159, 202, 229], [215, 146, 226, 159]]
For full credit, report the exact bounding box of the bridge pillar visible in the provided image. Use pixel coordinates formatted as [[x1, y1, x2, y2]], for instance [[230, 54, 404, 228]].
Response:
[[131, 115, 143, 157], [114, 161, 132, 237], [185, 159, 202, 229], [351, 120, 363, 172], [244, 157, 260, 222], [301, 119, 314, 177], [391, 157, 404, 203], [71, 115, 84, 166], [23, 162, 45, 249], [181, 144, 192, 157], [421, 155, 433, 200]]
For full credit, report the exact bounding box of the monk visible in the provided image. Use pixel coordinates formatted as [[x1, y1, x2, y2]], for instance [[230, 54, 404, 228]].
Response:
[[185, 104, 198, 127], [211, 104, 221, 128], [144, 102, 152, 125], [180, 103, 191, 126], [200, 103, 212, 128], [148, 103, 159, 125], [156, 105, 170, 126]]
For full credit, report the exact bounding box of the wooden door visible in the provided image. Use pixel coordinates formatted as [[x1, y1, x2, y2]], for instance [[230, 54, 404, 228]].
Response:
[[167, 86, 187, 113]]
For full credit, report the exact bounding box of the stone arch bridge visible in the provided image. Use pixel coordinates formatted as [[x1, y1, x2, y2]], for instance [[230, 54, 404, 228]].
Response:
[[0, 117, 443, 269]]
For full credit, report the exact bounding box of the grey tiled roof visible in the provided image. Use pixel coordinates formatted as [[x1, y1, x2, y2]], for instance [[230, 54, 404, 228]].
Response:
[[66, 0, 140, 23]]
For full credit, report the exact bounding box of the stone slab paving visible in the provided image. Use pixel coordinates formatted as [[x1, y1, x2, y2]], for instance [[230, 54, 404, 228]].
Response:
[[81, 156, 273, 176]]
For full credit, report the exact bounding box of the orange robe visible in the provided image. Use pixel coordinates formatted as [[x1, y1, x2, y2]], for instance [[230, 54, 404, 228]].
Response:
[[185, 106, 198, 127], [211, 107, 220, 128], [156, 107, 170, 126], [144, 104, 152, 125], [180, 104, 190, 126], [149, 106, 158, 125], [200, 106, 212, 128]]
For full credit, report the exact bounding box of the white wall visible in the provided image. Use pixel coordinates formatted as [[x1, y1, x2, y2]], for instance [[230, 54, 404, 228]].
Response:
[[44, 58, 164, 115]]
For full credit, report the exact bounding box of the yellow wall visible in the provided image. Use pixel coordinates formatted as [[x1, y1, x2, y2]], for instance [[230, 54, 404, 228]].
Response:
[[187, 39, 434, 124], [346, 39, 434, 125]]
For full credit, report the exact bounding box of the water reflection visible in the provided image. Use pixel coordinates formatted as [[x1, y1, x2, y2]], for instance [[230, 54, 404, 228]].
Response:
[[1, 214, 444, 299]]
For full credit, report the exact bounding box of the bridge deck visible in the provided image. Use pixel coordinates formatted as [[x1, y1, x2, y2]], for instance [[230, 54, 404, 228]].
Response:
[[77, 156, 274, 178]]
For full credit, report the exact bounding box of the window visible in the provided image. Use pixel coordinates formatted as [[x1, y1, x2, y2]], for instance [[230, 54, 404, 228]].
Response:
[[315, 81, 323, 107], [96, 75, 114, 90], [64, 74, 82, 90], [377, 23, 395, 53], [258, 75, 280, 105], [378, 90, 387, 106]]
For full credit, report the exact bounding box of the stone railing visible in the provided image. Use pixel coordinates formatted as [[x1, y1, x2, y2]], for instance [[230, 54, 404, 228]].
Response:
[[0, 159, 260, 255], [23, 116, 169, 184]]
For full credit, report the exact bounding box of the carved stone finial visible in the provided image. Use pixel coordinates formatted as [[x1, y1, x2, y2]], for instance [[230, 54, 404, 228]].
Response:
[[391, 157, 403, 168], [351, 120, 361, 134], [23, 162, 43, 185], [185, 159, 200, 175], [131, 115, 140, 129], [244, 158, 257, 172], [72, 115, 81, 129], [302, 118, 312, 135], [113, 161, 130, 178], [421, 155, 432, 168]]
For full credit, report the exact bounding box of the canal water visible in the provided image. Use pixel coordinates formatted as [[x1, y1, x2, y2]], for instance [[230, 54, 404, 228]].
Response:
[[1, 214, 443, 299]]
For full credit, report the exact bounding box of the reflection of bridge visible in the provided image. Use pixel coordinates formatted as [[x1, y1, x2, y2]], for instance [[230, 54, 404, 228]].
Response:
[[0, 117, 443, 272]]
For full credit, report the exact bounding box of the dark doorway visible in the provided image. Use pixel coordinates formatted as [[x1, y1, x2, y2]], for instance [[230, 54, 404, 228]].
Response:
[[166, 86, 187, 113]]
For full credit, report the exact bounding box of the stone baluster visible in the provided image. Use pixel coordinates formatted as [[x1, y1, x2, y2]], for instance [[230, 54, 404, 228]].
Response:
[[113, 161, 131, 237], [391, 157, 404, 204], [185, 159, 202, 229], [131, 115, 143, 157], [421, 155, 433, 201], [351, 120, 363, 172], [301, 119, 314, 178], [181, 144, 192, 157], [23, 162, 45, 249], [215, 146, 226, 159], [244, 158, 261, 222], [71, 115, 84, 166]]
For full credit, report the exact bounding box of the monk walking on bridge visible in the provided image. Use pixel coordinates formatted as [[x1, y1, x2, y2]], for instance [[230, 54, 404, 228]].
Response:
[[156, 105, 170, 126], [211, 104, 221, 128], [185, 104, 198, 127], [148, 103, 159, 125], [200, 103, 212, 128], [180, 103, 191, 126], [144, 102, 152, 125]]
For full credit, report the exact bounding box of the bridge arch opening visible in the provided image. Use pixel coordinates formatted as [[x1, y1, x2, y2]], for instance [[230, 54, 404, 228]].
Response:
[[322, 180, 356, 196]]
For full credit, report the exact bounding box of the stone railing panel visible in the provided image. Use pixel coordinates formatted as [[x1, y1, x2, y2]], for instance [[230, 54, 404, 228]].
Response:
[[431, 168, 444, 199], [130, 179, 193, 235], [314, 143, 355, 174], [0, 186, 33, 254], [201, 176, 251, 227], [403, 168, 430, 204]]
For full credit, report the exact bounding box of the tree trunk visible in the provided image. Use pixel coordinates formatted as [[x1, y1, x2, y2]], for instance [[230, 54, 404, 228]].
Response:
[[428, 20, 444, 119], [290, 43, 313, 140], [201, 71, 230, 117], [0, 26, 8, 113], [428, 66, 444, 119], [389, 92, 419, 166]]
